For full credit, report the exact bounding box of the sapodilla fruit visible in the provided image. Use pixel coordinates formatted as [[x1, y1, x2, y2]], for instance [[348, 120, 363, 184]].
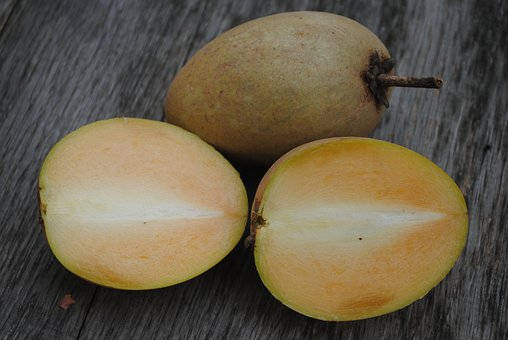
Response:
[[248, 138, 468, 321], [165, 11, 442, 164], [38, 118, 247, 290]]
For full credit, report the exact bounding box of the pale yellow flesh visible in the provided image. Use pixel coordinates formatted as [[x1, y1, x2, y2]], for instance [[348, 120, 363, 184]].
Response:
[[253, 138, 468, 321], [39, 118, 248, 289]]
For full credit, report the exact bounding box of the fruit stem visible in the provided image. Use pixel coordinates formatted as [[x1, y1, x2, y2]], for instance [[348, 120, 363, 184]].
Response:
[[365, 51, 444, 108], [377, 74, 442, 89]]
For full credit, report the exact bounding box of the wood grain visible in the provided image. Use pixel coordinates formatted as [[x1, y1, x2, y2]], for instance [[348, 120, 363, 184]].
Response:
[[0, 0, 506, 339], [0, 0, 18, 34]]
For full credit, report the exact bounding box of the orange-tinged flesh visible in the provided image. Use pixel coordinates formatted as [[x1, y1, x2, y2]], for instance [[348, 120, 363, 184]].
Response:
[[39, 118, 247, 289], [252, 138, 468, 321]]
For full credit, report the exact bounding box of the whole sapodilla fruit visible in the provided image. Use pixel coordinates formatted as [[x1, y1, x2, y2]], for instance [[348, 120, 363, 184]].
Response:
[[38, 118, 247, 289], [165, 11, 441, 163], [249, 138, 467, 321]]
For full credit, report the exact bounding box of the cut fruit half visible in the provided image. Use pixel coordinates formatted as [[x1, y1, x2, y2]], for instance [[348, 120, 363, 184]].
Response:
[[38, 118, 248, 290], [250, 137, 468, 321]]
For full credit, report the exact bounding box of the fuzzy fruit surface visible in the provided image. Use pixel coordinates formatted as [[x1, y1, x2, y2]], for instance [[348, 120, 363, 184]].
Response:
[[38, 118, 248, 290], [251, 138, 468, 321], [165, 11, 391, 164]]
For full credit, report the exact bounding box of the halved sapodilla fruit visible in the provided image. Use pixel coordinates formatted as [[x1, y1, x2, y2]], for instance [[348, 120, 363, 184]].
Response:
[[38, 118, 247, 290], [249, 138, 468, 321]]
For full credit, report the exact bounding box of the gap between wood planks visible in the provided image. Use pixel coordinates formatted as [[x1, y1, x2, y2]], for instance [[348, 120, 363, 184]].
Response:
[[76, 288, 97, 340]]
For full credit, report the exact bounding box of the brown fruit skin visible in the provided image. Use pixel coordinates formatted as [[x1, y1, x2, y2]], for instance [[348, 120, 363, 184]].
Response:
[[165, 11, 391, 164]]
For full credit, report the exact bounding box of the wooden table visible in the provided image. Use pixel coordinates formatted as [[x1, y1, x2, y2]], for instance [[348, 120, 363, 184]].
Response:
[[1, 1, 506, 339]]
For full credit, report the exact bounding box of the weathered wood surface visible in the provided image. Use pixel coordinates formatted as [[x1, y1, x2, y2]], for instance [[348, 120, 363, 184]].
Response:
[[0, 0, 506, 339], [0, 0, 17, 33]]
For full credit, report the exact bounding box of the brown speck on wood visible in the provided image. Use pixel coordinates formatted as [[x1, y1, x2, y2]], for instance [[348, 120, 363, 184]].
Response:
[[59, 294, 75, 310]]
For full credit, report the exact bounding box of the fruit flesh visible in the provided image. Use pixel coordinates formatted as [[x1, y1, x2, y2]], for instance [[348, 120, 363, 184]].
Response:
[[165, 11, 391, 163], [252, 138, 468, 321], [39, 118, 248, 290]]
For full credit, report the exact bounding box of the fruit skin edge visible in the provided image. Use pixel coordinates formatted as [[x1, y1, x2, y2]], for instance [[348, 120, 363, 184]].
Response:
[[250, 137, 468, 321], [37, 118, 248, 290]]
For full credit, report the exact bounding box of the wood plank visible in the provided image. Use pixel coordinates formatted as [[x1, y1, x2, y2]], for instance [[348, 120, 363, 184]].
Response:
[[77, 0, 508, 339], [0, 0, 506, 339], [0, 0, 206, 338], [0, 1, 98, 337], [0, 0, 18, 34]]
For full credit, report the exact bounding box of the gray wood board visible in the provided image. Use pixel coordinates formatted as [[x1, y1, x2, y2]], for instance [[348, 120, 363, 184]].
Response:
[[0, 0, 18, 34], [0, 0, 506, 339]]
